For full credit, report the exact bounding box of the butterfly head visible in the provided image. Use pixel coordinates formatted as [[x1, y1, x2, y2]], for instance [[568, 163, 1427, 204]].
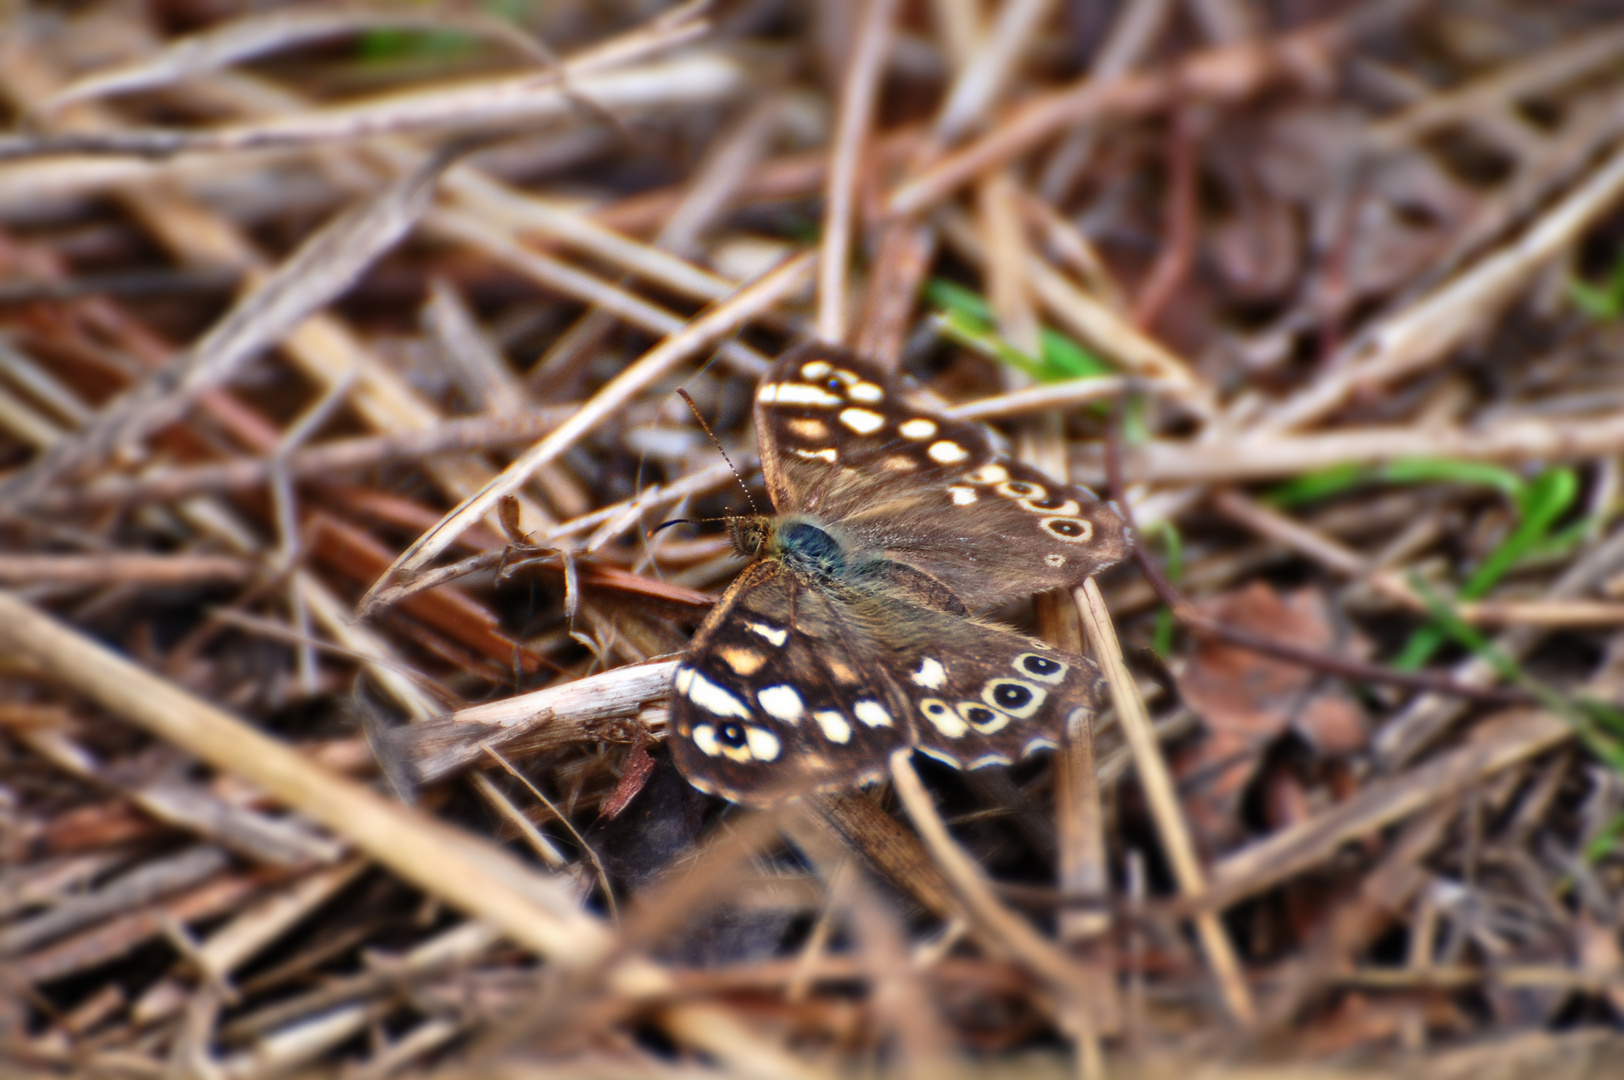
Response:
[[726, 514, 773, 559]]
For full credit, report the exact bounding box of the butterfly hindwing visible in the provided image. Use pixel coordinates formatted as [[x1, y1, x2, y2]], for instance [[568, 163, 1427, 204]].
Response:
[[844, 585, 1105, 768], [755, 343, 1129, 611]]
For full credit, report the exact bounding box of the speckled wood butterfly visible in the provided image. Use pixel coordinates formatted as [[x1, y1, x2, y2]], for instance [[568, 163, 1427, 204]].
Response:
[[669, 343, 1131, 806]]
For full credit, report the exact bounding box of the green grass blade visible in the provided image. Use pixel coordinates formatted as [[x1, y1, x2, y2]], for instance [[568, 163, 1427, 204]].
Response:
[[1151, 523, 1183, 659]]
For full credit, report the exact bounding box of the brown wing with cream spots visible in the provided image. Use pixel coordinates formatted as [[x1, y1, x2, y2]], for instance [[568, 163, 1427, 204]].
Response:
[[754, 343, 1131, 612], [668, 558, 910, 806], [841, 582, 1104, 769], [668, 552, 1103, 803]]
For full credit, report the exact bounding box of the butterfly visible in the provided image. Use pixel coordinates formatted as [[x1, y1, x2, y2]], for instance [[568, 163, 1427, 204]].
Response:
[[668, 342, 1131, 806]]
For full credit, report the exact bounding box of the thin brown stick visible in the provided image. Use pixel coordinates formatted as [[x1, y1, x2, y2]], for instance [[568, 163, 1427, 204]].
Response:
[[1131, 104, 1197, 330], [0, 140, 467, 508], [0, 589, 617, 968], [817, 0, 898, 344], [1073, 578, 1257, 1025], [1101, 427, 1537, 706], [362, 250, 815, 608], [1088, 413, 1624, 485], [0, 553, 257, 585], [887, 8, 1395, 217], [481, 741, 616, 922], [887, 750, 1089, 995]]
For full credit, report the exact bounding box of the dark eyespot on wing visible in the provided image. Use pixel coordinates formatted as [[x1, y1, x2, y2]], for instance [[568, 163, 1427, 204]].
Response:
[[993, 683, 1032, 709]]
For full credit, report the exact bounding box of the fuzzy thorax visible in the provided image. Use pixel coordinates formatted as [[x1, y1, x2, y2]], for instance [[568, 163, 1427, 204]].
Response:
[[728, 515, 848, 579]]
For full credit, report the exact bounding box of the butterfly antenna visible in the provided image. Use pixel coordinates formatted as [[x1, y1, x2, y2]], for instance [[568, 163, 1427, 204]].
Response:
[[648, 518, 695, 537], [676, 387, 760, 516]]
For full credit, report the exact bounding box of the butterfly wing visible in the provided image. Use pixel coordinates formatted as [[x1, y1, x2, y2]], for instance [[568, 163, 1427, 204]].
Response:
[[841, 584, 1105, 768], [755, 343, 1130, 612], [669, 555, 1106, 804], [668, 559, 910, 806]]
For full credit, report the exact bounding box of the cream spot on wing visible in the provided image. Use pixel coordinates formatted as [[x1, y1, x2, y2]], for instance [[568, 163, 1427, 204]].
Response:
[[794, 448, 838, 462], [813, 709, 853, 744], [838, 407, 885, 435], [685, 670, 752, 718], [899, 418, 937, 440], [691, 723, 720, 756], [882, 455, 918, 472], [1045, 553, 1066, 567], [919, 698, 967, 738], [745, 726, 781, 761], [800, 359, 832, 380], [757, 685, 805, 723], [928, 440, 969, 464], [948, 486, 977, 505], [720, 738, 752, 763], [720, 647, 765, 676], [964, 463, 1009, 484], [763, 382, 842, 406], [911, 657, 947, 689], [849, 381, 883, 403], [746, 621, 788, 647], [674, 665, 695, 695], [854, 699, 893, 728], [828, 660, 862, 684], [787, 417, 830, 440]]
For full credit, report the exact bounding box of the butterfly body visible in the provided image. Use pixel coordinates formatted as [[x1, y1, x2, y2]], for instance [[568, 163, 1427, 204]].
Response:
[[670, 344, 1130, 806]]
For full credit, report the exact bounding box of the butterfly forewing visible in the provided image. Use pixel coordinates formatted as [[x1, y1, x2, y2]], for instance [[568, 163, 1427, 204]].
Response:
[[755, 344, 1129, 611], [669, 562, 905, 806]]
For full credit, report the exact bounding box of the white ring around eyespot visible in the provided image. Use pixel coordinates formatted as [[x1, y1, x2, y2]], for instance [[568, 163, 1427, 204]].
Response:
[[1039, 517, 1095, 544], [1012, 652, 1069, 684], [981, 678, 1046, 719], [997, 480, 1045, 500], [919, 697, 967, 738], [955, 701, 1012, 734], [1020, 498, 1079, 516]]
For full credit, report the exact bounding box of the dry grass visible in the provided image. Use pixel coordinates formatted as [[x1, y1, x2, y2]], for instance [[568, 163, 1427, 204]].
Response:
[[3, 1, 1624, 1077]]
